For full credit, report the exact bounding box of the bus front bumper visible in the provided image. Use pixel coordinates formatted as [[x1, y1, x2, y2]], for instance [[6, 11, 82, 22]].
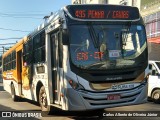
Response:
[[65, 83, 147, 111]]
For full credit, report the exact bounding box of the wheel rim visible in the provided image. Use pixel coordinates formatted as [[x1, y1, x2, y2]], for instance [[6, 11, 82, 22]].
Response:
[[154, 93, 160, 100], [40, 92, 47, 108]]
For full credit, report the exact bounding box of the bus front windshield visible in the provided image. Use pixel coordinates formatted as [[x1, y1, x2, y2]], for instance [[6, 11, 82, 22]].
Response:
[[69, 24, 147, 70]]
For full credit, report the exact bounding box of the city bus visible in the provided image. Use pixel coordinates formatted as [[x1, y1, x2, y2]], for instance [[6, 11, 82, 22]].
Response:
[[2, 4, 148, 112]]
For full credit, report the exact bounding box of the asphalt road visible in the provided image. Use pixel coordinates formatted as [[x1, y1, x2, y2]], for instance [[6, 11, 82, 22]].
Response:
[[0, 83, 160, 120]]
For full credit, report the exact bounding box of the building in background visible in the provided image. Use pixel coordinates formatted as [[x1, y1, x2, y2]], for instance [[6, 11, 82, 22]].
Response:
[[71, 0, 106, 4], [72, 0, 141, 9], [140, 0, 160, 61], [141, 0, 160, 42]]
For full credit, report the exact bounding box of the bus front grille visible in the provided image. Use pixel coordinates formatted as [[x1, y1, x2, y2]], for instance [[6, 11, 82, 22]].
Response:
[[79, 84, 144, 106]]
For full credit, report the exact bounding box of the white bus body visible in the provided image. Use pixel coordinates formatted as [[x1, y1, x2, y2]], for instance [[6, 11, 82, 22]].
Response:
[[2, 4, 148, 112]]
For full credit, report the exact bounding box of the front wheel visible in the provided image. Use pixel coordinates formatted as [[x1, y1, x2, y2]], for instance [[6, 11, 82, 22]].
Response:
[[152, 90, 160, 104], [39, 86, 51, 112]]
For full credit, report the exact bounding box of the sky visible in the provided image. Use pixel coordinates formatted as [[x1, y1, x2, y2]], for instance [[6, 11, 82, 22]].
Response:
[[0, 0, 71, 55]]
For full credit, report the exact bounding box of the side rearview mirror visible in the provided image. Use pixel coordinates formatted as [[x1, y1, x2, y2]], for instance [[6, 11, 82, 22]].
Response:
[[62, 30, 69, 45]]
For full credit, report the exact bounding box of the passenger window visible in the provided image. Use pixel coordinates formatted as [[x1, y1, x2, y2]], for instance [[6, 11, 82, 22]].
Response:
[[33, 31, 45, 63], [23, 39, 33, 65], [3, 51, 16, 71]]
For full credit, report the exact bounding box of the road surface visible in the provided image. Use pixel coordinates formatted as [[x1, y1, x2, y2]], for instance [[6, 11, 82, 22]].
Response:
[[0, 83, 160, 120]]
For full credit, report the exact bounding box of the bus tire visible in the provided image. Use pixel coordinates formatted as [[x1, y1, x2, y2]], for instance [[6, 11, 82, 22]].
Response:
[[11, 84, 19, 101], [39, 86, 51, 113], [152, 90, 160, 104]]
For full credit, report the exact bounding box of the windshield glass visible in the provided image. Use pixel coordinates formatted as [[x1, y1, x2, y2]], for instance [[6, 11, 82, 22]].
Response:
[[69, 24, 147, 70]]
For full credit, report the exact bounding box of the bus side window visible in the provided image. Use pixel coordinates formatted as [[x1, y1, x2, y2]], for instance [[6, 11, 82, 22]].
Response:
[[2, 51, 16, 72], [23, 39, 33, 65], [33, 31, 45, 63]]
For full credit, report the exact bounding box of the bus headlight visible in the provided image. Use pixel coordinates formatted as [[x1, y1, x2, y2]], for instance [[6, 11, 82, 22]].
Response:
[[68, 79, 84, 90]]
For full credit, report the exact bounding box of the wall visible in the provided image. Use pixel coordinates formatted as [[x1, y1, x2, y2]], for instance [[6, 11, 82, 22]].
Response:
[[72, 0, 141, 9], [148, 42, 160, 61]]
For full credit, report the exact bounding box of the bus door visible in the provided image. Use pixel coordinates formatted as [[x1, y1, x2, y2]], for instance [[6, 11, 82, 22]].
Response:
[[17, 50, 23, 95], [50, 32, 61, 103]]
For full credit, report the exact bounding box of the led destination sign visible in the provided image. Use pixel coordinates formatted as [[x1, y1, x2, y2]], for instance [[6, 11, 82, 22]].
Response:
[[76, 52, 104, 61], [66, 5, 140, 20], [75, 10, 129, 19]]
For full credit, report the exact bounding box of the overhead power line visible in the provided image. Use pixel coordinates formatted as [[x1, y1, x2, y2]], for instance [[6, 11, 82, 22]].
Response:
[[0, 15, 42, 19], [0, 12, 46, 16], [0, 38, 22, 40], [0, 43, 16, 45], [0, 11, 56, 20], [0, 27, 31, 32], [0, 12, 45, 19]]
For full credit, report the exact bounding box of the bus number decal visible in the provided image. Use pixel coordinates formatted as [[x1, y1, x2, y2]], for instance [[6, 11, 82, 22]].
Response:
[[6, 72, 13, 79], [76, 52, 104, 61], [34, 74, 47, 80]]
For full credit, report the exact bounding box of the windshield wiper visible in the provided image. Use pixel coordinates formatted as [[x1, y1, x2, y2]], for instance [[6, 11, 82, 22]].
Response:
[[87, 23, 99, 48], [85, 62, 105, 69], [122, 22, 131, 45], [121, 22, 132, 57]]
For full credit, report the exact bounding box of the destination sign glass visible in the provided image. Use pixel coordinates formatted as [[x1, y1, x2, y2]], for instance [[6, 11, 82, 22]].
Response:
[[66, 5, 140, 20]]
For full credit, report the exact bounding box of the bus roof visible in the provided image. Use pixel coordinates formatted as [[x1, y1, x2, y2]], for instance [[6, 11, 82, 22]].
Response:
[[2, 36, 28, 58], [28, 10, 63, 38]]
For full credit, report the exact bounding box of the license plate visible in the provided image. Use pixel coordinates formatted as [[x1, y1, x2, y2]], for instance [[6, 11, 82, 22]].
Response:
[[112, 83, 135, 90], [107, 94, 121, 100]]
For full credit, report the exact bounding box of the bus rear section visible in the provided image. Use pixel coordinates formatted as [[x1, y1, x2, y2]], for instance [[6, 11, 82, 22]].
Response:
[[2, 38, 25, 101]]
